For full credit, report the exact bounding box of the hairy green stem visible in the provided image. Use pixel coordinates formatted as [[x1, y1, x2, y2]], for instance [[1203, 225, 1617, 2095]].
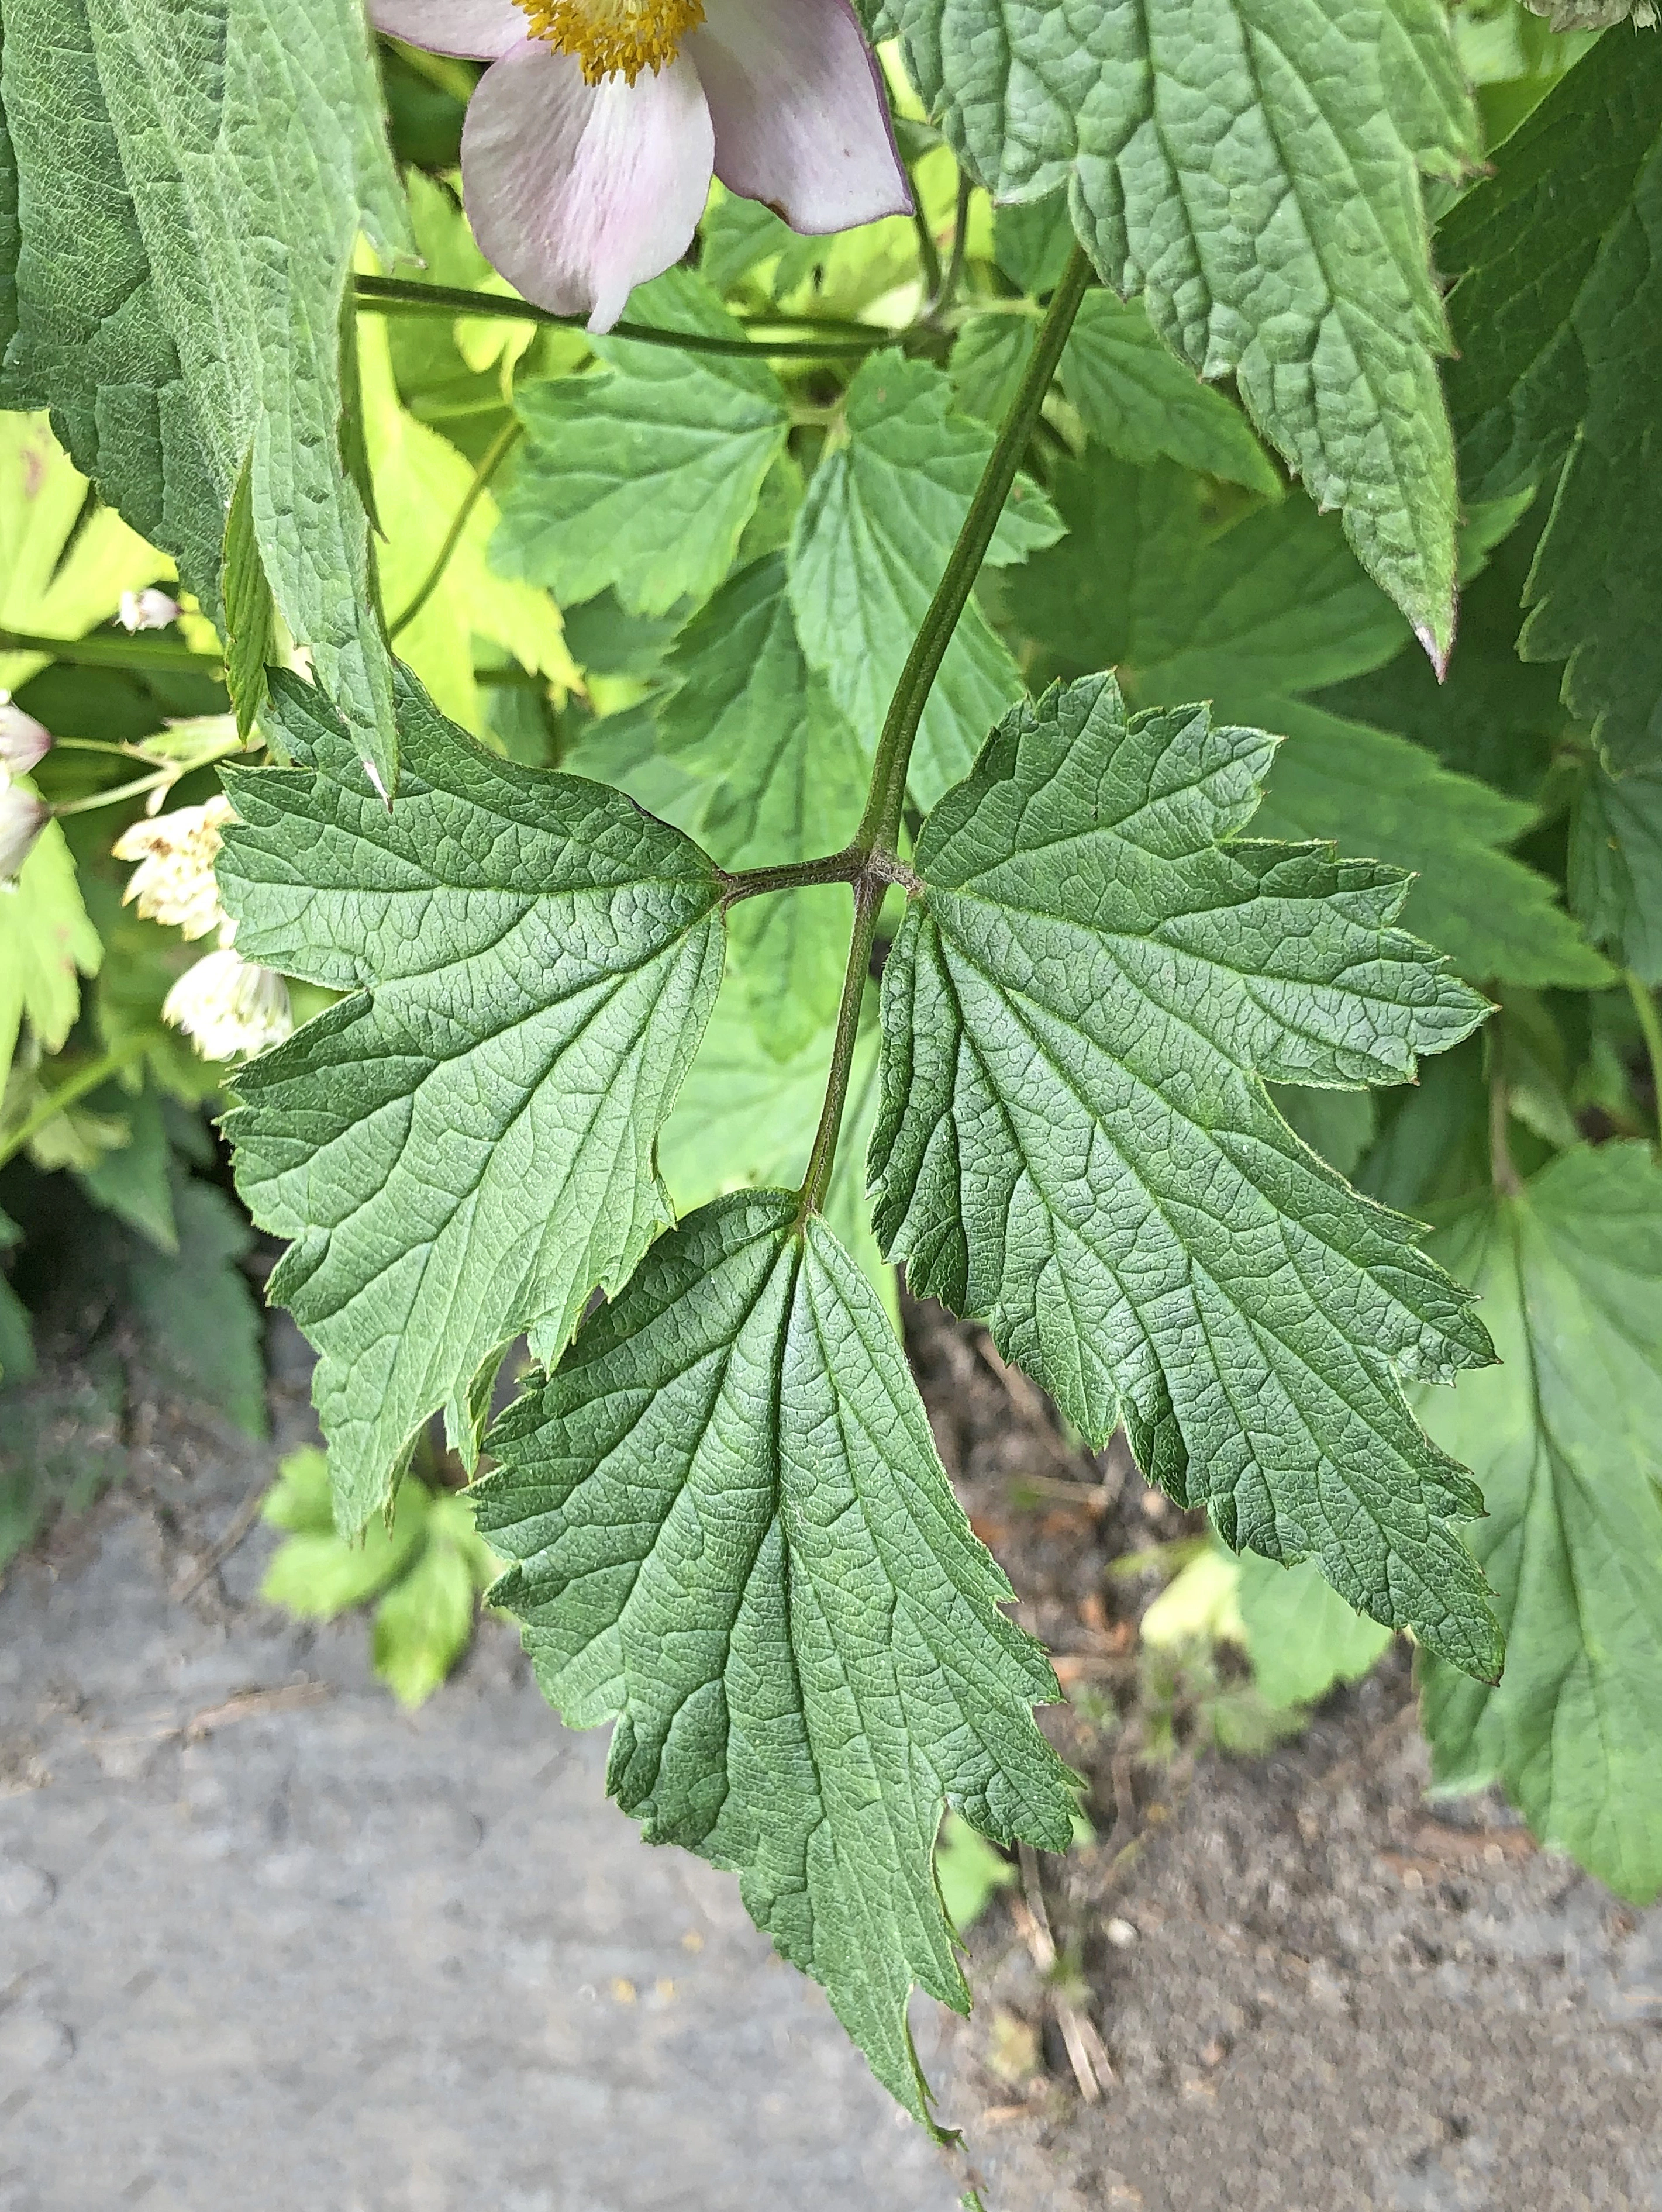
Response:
[[0, 626, 222, 676], [1624, 969, 1662, 1150], [794, 242, 1093, 1216], [50, 769, 178, 817], [798, 877, 886, 1218], [856, 241, 1090, 857], [912, 196, 944, 303], [389, 417, 523, 640], [353, 275, 888, 360], [0, 1037, 152, 1174]]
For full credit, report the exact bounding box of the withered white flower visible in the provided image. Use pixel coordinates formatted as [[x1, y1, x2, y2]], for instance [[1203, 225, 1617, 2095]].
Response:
[[163, 947, 294, 1062], [118, 587, 182, 633], [112, 794, 233, 940]]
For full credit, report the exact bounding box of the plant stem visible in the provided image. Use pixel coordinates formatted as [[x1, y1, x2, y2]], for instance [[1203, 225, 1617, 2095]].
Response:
[[936, 171, 974, 318], [0, 1037, 152, 1173], [912, 198, 944, 303], [1624, 968, 1662, 1150], [388, 417, 523, 640], [353, 275, 889, 361], [0, 626, 223, 676], [721, 847, 863, 905], [794, 241, 1093, 1216], [856, 241, 1090, 857], [50, 770, 177, 817], [1488, 1063, 1523, 1199], [798, 877, 886, 1217]]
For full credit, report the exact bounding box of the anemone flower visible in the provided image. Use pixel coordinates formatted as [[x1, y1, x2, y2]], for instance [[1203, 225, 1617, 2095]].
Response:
[[372, 0, 912, 330]]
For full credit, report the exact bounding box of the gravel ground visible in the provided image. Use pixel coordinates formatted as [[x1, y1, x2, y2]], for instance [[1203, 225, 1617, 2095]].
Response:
[[2, 1312, 1659, 2212]]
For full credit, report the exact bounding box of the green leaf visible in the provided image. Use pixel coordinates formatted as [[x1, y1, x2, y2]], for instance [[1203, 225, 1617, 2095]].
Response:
[[1011, 456, 1409, 707], [948, 316, 1036, 429], [75, 1084, 179, 1252], [868, 0, 1477, 654], [787, 351, 1063, 807], [657, 554, 868, 1057], [1416, 1145, 1662, 1904], [126, 1176, 268, 1437], [1236, 1552, 1393, 1709], [1570, 759, 1662, 983], [1246, 694, 1611, 988], [475, 1193, 1076, 2121], [699, 188, 825, 300], [1, 0, 404, 789], [934, 1813, 1018, 1934], [373, 1492, 491, 1707], [261, 1467, 431, 1617], [216, 667, 726, 1533], [0, 1206, 33, 1391], [494, 271, 791, 617], [1057, 292, 1280, 498], [1440, 30, 1662, 770], [657, 973, 893, 1310], [221, 451, 275, 743], [0, 820, 102, 1079], [869, 674, 1503, 1676], [261, 1444, 334, 1535]]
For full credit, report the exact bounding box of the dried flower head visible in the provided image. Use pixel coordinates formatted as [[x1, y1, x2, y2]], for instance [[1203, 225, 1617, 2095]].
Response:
[[112, 794, 233, 940]]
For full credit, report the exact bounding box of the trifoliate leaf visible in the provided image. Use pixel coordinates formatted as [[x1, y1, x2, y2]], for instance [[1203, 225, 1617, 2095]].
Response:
[[866, 0, 1477, 654], [657, 554, 868, 1058], [1440, 30, 1662, 770], [1417, 1146, 1662, 1904], [787, 352, 1062, 806], [1057, 293, 1280, 498], [868, 674, 1502, 1676], [1, 0, 404, 790], [1011, 456, 1410, 708], [1247, 694, 1611, 989], [0, 820, 102, 1080], [216, 668, 726, 1533], [1570, 758, 1662, 983], [1236, 1552, 1394, 1709], [475, 1193, 1076, 2120], [494, 271, 791, 619]]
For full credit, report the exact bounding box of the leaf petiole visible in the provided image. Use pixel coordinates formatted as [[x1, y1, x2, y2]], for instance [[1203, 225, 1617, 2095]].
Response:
[[794, 243, 1093, 1213]]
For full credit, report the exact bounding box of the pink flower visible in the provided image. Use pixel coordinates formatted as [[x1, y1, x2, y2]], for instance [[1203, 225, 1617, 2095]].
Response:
[[0, 695, 51, 778], [0, 783, 46, 884], [372, 0, 912, 330]]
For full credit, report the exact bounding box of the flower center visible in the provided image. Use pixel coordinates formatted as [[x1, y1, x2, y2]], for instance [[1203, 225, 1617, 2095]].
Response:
[[515, 0, 705, 84]]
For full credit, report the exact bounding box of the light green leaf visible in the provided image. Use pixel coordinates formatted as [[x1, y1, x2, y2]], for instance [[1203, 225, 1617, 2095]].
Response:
[[0, 412, 169, 693], [1236, 1552, 1393, 1709], [1246, 693, 1612, 988], [949, 315, 1036, 429], [221, 450, 275, 743], [494, 270, 791, 617], [1570, 759, 1662, 984], [1440, 30, 1662, 770], [868, 0, 1477, 654], [358, 312, 577, 736], [216, 667, 726, 1534], [75, 1085, 178, 1252], [1011, 455, 1409, 707], [935, 1813, 1018, 1934], [261, 1444, 335, 1535], [475, 1193, 1075, 2120], [261, 1466, 431, 1617], [869, 673, 1502, 1677], [657, 553, 868, 1057], [657, 972, 892, 1309], [1417, 1145, 1662, 1905], [787, 351, 1063, 806], [0, 819, 102, 1080], [1058, 292, 1280, 497], [373, 1493, 491, 1707], [2, 0, 404, 789]]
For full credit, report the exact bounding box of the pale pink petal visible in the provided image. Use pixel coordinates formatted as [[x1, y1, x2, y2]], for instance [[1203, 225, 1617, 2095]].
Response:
[[461, 45, 714, 332], [370, 0, 528, 61], [690, 0, 911, 234]]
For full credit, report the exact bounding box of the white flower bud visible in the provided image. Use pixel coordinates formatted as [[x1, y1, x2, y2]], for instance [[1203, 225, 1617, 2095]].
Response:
[[112, 793, 233, 939], [0, 694, 51, 777], [119, 586, 182, 633], [0, 782, 47, 884], [163, 948, 293, 1062]]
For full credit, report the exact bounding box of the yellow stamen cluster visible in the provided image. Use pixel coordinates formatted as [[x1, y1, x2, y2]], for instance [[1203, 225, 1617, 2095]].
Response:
[[515, 0, 705, 83]]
